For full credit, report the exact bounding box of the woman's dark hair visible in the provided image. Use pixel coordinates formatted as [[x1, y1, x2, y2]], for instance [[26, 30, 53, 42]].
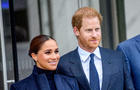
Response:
[[28, 35, 55, 57]]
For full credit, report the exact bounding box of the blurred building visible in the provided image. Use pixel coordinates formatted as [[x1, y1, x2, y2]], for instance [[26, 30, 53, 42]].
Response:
[[0, 0, 140, 90]]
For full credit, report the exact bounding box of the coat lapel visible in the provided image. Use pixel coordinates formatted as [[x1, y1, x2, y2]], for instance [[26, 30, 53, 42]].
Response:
[[32, 66, 51, 90], [54, 74, 65, 90], [69, 48, 90, 90], [99, 47, 113, 90], [35, 74, 50, 90]]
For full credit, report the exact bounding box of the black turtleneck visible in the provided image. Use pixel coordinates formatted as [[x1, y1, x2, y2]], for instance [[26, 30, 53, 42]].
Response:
[[36, 66, 57, 90]]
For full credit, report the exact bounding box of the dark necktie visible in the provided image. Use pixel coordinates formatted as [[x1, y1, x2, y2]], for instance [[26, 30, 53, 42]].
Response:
[[90, 53, 100, 90]]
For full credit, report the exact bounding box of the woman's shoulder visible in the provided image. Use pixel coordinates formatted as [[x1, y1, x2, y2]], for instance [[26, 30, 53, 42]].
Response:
[[10, 74, 34, 90], [55, 73, 77, 82], [54, 74, 79, 90]]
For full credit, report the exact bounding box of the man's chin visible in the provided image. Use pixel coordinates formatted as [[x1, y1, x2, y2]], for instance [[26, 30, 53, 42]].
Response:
[[89, 45, 98, 49]]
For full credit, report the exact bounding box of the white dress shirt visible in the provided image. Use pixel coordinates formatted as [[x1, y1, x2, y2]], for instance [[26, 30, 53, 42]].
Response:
[[78, 46, 103, 89]]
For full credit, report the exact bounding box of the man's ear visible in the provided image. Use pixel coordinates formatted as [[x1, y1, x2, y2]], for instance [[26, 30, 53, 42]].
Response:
[[31, 53, 38, 62], [73, 26, 79, 36]]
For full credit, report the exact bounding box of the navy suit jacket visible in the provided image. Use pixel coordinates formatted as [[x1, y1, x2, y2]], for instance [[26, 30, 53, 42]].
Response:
[[10, 66, 79, 90], [58, 47, 134, 90], [117, 35, 140, 90]]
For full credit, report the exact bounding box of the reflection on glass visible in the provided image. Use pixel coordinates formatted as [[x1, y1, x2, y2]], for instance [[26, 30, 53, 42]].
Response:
[[14, 0, 34, 80], [0, 36, 4, 90], [39, 0, 100, 55]]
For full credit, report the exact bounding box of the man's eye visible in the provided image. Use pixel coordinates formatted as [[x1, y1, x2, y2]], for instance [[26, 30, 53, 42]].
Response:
[[86, 29, 92, 32], [95, 28, 100, 31]]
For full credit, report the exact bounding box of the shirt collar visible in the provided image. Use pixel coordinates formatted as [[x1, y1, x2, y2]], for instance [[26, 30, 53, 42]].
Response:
[[78, 46, 101, 62], [94, 47, 101, 59]]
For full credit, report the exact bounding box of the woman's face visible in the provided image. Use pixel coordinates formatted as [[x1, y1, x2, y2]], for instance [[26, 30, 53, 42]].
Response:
[[32, 39, 60, 70]]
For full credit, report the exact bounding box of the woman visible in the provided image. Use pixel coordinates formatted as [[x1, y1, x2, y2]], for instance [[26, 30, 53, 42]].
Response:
[[10, 35, 79, 90]]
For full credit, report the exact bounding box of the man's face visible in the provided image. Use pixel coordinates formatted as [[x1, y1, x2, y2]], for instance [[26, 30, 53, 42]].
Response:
[[74, 17, 101, 52]]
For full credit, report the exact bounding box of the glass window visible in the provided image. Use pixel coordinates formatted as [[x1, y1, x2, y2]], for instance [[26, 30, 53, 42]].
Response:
[[125, 0, 140, 39], [1, 0, 14, 89], [14, 0, 36, 80], [39, 0, 100, 55]]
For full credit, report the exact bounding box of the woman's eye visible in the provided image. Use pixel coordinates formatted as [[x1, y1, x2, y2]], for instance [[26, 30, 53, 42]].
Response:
[[55, 50, 59, 54], [45, 51, 51, 55]]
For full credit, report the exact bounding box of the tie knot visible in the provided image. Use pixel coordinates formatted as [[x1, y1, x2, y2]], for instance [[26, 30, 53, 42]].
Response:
[[90, 54, 94, 62], [90, 53, 94, 58]]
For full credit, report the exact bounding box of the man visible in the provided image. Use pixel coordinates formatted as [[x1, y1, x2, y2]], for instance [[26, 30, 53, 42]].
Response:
[[117, 34, 140, 90], [58, 7, 134, 90]]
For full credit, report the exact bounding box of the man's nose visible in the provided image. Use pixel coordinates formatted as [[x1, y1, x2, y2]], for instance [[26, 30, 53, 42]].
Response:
[[91, 30, 97, 37]]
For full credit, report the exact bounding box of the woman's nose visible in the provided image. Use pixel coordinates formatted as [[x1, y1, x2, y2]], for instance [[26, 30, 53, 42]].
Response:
[[51, 53, 57, 59]]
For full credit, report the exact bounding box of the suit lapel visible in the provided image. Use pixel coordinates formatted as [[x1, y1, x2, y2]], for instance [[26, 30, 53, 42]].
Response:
[[99, 47, 113, 90], [69, 48, 90, 90]]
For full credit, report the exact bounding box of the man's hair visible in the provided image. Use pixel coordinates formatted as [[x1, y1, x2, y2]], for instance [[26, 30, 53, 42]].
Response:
[[72, 7, 102, 30]]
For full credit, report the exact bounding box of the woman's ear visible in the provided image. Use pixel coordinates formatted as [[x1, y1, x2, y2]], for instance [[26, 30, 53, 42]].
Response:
[[31, 53, 38, 62], [73, 26, 80, 36]]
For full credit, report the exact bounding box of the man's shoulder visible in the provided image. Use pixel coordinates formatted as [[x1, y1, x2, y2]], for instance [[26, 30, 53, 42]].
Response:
[[100, 47, 120, 53], [61, 48, 78, 59], [100, 47, 124, 57], [119, 34, 140, 47]]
